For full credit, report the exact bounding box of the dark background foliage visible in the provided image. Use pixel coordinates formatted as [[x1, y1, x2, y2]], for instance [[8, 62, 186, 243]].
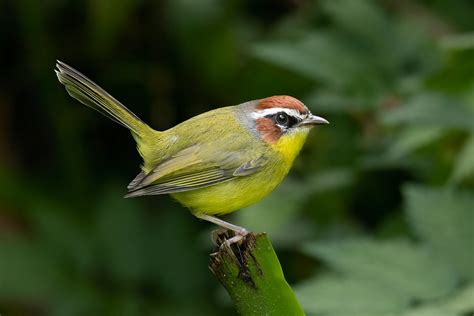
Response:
[[0, 0, 473, 315]]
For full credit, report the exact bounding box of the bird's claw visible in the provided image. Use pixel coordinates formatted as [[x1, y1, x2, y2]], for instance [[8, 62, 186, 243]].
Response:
[[220, 228, 248, 248], [211, 227, 249, 249], [211, 228, 228, 246]]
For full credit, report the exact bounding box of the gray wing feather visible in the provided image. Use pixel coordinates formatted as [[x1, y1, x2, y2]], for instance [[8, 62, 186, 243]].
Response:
[[125, 156, 267, 198]]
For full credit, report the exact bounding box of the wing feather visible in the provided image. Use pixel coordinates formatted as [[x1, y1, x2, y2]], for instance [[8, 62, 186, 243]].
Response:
[[125, 146, 267, 198], [125, 171, 233, 197]]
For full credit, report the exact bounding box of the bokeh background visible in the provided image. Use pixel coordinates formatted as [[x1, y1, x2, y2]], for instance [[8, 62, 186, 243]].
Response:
[[0, 0, 473, 315]]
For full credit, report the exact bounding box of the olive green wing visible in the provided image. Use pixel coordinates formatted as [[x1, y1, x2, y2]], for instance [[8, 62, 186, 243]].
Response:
[[124, 145, 267, 197]]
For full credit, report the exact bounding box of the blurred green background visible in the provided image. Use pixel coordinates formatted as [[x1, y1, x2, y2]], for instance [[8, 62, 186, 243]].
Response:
[[0, 0, 473, 315]]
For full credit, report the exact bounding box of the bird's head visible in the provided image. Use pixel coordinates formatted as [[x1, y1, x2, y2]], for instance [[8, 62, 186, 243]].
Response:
[[249, 95, 328, 160]]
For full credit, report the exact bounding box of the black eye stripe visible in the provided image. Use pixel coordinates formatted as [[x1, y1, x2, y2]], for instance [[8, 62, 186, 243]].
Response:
[[264, 112, 301, 128]]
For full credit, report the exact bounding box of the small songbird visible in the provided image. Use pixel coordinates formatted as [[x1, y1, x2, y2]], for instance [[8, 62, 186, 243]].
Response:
[[55, 61, 328, 242]]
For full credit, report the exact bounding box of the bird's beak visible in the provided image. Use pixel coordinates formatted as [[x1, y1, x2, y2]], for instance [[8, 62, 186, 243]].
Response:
[[301, 114, 329, 126]]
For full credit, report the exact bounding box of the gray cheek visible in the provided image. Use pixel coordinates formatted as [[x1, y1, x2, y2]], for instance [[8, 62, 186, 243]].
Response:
[[234, 117, 257, 140]]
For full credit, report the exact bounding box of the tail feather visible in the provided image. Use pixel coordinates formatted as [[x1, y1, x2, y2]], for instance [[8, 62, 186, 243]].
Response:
[[55, 60, 150, 137]]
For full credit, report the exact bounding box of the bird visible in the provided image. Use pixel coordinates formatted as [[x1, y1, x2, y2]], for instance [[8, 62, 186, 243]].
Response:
[[55, 61, 328, 242]]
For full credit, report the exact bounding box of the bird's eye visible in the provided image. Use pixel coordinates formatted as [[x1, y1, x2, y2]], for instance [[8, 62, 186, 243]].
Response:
[[275, 112, 289, 126]]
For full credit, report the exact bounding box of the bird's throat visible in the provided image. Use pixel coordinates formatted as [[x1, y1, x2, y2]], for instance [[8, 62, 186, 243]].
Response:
[[272, 128, 310, 164]]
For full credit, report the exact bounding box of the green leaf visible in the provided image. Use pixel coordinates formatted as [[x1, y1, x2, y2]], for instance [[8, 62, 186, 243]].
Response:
[[387, 127, 444, 159], [400, 306, 457, 316], [252, 32, 375, 90], [235, 169, 353, 245], [380, 93, 474, 131], [251, 35, 339, 85], [296, 274, 409, 315], [322, 0, 391, 46], [450, 134, 474, 183], [393, 284, 474, 316], [235, 178, 311, 246], [305, 90, 373, 113], [440, 32, 474, 50], [436, 284, 474, 314], [302, 238, 457, 300], [404, 185, 474, 281]]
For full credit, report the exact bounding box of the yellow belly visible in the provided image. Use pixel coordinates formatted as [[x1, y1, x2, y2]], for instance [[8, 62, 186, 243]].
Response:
[[172, 128, 310, 215], [171, 164, 285, 215]]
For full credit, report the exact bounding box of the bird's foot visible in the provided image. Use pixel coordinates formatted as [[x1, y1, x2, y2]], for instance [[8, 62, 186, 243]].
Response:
[[222, 227, 249, 248], [211, 227, 249, 249], [222, 234, 244, 247]]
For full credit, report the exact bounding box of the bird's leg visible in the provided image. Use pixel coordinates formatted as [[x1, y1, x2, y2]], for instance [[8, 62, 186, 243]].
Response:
[[196, 214, 248, 246], [196, 214, 248, 235]]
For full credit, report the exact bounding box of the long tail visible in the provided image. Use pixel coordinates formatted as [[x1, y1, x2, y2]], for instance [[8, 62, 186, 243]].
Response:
[[55, 60, 152, 138], [55, 61, 158, 164]]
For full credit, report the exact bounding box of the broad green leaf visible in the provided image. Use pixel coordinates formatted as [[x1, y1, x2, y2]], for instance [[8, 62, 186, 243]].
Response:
[[404, 185, 474, 280], [387, 127, 444, 159], [252, 32, 375, 89], [235, 178, 312, 245], [252, 35, 341, 85], [381, 93, 474, 131], [305, 90, 373, 112], [398, 285, 474, 316], [450, 134, 474, 183], [400, 306, 457, 316], [322, 0, 391, 46], [304, 168, 354, 193], [437, 284, 474, 313], [236, 169, 353, 244], [296, 274, 409, 315], [440, 32, 474, 50], [302, 238, 457, 300]]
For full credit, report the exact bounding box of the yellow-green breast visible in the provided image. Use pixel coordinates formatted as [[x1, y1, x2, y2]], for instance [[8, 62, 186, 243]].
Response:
[[172, 125, 310, 215]]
